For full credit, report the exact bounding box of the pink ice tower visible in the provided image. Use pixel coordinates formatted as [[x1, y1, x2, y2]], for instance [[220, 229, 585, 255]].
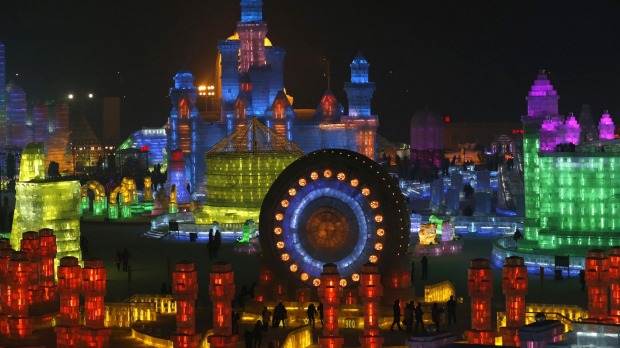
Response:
[[598, 110, 615, 140], [539, 119, 559, 152], [564, 113, 580, 145], [526, 70, 559, 117]]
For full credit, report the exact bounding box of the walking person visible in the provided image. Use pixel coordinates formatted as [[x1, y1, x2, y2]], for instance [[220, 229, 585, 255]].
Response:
[[390, 300, 403, 331], [307, 303, 317, 328], [414, 303, 425, 334], [114, 251, 122, 272], [121, 247, 130, 272], [317, 302, 324, 328], [253, 320, 263, 348], [404, 301, 414, 332], [432, 303, 443, 332], [446, 295, 457, 326], [214, 230, 222, 258], [421, 256, 429, 280], [261, 306, 271, 332]]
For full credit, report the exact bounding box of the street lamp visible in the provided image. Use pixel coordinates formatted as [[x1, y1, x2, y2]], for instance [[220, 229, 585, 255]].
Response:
[[68, 94, 74, 100], [88, 93, 93, 99]]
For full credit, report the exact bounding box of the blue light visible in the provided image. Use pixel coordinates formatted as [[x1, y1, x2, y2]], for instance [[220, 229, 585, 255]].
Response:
[[240, 0, 263, 22]]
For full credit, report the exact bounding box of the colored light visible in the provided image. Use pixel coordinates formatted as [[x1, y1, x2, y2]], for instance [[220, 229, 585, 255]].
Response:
[[323, 170, 332, 178], [281, 200, 289, 208], [301, 273, 309, 281], [281, 253, 289, 261], [351, 179, 359, 187], [369, 255, 378, 263], [376, 228, 385, 236], [313, 279, 321, 287], [275, 213, 283, 221], [310, 172, 318, 180], [370, 201, 379, 209], [362, 188, 370, 196], [374, 215, 383, 222], [352, 273, 360, 282], [298, 178, 306, 186], [276, 241, 284, 249], [288, 188, 296, 196], [339, 279, 347, 287], [337, 172, 346, 181], [274, 227, 282, 235], [374, 243, 383, 251], [290, 264, 298, 272]]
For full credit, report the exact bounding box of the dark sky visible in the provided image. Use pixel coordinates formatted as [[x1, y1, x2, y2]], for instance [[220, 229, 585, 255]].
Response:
[[1, 0, 619, 142]]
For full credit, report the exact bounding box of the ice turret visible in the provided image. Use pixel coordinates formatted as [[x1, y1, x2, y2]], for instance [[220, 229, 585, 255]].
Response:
[[526, 70, 559, 117], [240, 0, 262, 23], [268, 90, 295, 140], [344, 52, 375, 118], [599, 110, 615, 140], [5, 82, 27, 147], [564, 113, 580, 145], [312, 90, 343, 123]]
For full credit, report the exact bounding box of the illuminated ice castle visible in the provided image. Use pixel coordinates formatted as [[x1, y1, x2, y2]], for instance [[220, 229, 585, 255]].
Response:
[[522, 70, 620, 249], [124, 0, 378, 192]]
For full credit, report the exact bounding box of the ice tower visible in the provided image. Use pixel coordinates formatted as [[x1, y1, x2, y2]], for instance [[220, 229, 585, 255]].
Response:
[[522, 70, 559, 241], [0, 41, 5, 145], [167, 69, 205, 192], [344, 52, 375, 118], [11, 143, 81, 269]]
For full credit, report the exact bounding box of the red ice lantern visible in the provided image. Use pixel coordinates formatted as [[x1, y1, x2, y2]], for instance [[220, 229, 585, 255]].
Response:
[[317, 263, 344, 348], [207, 262, 237, 348], [500, 256, 528, 347], [171, 262, 201, 348], [20, 231, 42, 305], [80, 259, 110, 348], [7, 251, 32, 340], [585, 249, 611, 321], [38, 229, 57, 301], [466, 258, 496, 345], [55, 257, 82, 348], [609, 247, 620, 322], [358, 263, 383, 348]]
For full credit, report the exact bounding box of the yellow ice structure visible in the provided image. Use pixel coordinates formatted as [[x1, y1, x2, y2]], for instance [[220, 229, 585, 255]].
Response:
[[143, 177, 153, 202], [418, 223, 438, 245], [11, 142, 82, 268], [195, 117, 303, 226]]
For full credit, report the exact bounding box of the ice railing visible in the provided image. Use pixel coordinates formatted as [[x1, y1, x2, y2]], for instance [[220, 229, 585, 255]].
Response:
[[400, 170, 498, 199]]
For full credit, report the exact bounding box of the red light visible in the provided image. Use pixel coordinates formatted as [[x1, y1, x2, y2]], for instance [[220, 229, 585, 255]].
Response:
[[443, 116, 451, 123], [140, 146, 149, 152]]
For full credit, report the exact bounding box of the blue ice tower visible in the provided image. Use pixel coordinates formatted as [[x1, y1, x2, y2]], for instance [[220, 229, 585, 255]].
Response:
[[218, 40, 241, 126], [168, 69, 202, 193], [0, 41, 5, 144], [265, 46, 286, 106], [240, 0, 263, 22], [344, 52, 375, 118], [249, 65, 272, 118], [5, 83, 27, 148]]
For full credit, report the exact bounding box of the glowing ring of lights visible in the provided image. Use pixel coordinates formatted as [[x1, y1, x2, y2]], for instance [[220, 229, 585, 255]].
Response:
[[259, 149, 410, 287]]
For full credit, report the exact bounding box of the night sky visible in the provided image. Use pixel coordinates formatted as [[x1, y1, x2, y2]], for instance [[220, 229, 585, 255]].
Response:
[[1, 0, 619, 142]]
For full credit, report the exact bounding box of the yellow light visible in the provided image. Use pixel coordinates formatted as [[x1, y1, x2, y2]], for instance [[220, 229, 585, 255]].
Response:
[[276, 241, 285, 249], [298, 178, 307, 186], [337, 172, 346, 181], [370, 201, 379, 209], [362, 188, 370, 196], [281, 253, 290, 261], [374, 243, 383, 251], [313, 279, 321, 287], [323, 169, 332, 178], [274, 227, 282, 235], [352, 273, 360, 282], [369, 255, 378, 263], [301, 273, 309, 281], [288, 188, 297, 196], [290, 264, 298, 272], [377, 228, 385, 236], [275, 213, 283, 221], [310, 172, 318, 180], [198, 85, 207, 91], [339, 279, 347, 287], [281, 200, 289, 208], [350, 179, 359, 187], [375, 214, 383, 222]]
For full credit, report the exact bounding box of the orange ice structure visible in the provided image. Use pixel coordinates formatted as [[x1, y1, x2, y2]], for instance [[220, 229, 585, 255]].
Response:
[[466, 258, 496, 345], [55, 256, 82, 348], [500, 256, 528, 347], [208, 261, 237, 348], [318, 263, 344, 348], [80, 259, 111, 347], [171, 262, 201, 348], [358, 263, 383, 348], [584, 249, 611, 323], [609, 246, 620, 323]]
